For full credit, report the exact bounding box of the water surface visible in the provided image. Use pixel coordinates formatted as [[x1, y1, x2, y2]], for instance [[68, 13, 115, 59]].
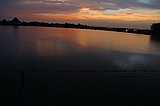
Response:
[[1, 26, 160, 105], [1, 26, 160, 71]]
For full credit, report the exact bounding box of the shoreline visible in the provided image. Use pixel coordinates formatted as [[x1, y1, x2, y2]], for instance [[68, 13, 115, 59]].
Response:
[[0, 17, 153, 36], [0, 24, 152, 36]]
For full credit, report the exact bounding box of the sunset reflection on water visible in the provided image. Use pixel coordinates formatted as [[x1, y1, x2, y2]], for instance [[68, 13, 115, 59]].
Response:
[[34, 27, 153, 58]]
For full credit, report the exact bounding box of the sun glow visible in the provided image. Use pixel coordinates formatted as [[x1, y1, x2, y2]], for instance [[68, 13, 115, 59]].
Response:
[[80, 8, 90, 11], [70, 8, 160, 21]]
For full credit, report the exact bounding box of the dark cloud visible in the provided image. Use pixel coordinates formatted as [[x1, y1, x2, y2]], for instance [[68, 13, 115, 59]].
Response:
[[0, 0, 160, 13], [0, 0, 21, 5], [136, 0, 160, 9], [0, 0, 79, 14], [78, 0, 160, 10], [74, 0, 160, 10], [43, 0, 71, 4]]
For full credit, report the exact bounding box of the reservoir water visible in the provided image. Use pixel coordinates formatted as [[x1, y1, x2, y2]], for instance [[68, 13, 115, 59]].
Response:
[[0, 26, 160, 105]]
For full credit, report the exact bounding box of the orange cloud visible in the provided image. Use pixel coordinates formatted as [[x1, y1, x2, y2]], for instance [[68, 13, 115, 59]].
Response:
[[80, 8, 90, 11], [16, 7, 159, 26]]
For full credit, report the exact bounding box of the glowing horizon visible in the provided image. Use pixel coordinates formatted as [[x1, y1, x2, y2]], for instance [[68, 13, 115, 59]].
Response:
[[0, 0, 160, 29]]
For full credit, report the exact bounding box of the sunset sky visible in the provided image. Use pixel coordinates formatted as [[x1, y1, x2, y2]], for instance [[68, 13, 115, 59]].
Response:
[[0, 0, 160, 29]]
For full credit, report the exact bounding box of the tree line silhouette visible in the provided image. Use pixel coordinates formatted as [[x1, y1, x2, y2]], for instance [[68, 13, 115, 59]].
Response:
[[0, 17, 159, 36]]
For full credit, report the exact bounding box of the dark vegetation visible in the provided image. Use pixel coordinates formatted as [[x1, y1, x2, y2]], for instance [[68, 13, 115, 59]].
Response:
[[150, 23, 160, 38], [0, 17, 159, 36]]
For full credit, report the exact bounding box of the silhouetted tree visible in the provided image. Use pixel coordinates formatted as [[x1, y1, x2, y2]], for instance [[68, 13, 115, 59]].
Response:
[[2, 19, 6, 22], [11, 17, 21, 25], [0, 19, 7, 24], [151, 23, 160, 30], [151, 23, 160, 36], [12, 17, 21, 23], [78, 23, 81, 26]]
